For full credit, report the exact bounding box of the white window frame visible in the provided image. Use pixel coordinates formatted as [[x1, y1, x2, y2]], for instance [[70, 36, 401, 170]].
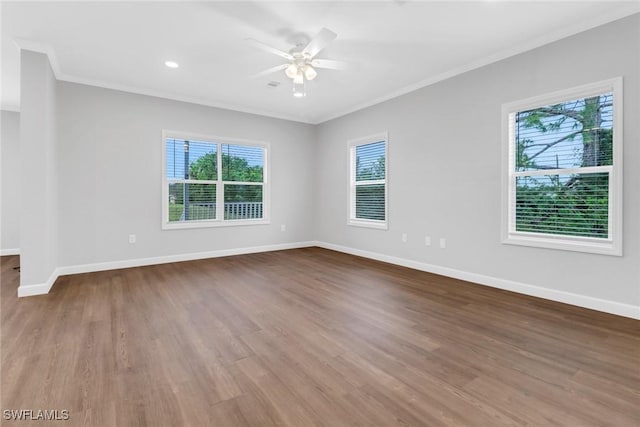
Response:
[[501, 78, 623, 256], [348, 132, 388, 230], [162, 130, 270, 230]]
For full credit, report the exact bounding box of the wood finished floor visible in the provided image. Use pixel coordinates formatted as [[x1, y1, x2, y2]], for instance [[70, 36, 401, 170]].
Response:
[[1, 248, 639, 426]]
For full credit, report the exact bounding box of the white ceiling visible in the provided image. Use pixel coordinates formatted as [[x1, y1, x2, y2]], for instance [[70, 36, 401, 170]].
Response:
[[2, 1, 639, 124]]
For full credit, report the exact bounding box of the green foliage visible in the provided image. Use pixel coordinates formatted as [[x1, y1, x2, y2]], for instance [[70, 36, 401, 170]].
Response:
[[515, 138, 536, 170], [189, 153, 217, 180], [356, 155, 385, 181], [225, 184, 262, 203], [168, 183, 184, 205], [515, 95, 612, 238], [517, 95, 612, 169], [522, 107, 569, 133], [222, 154, 263, 182], [188, 152, 263, 182], [169, 204, 184, 222], [516, 173, 608, 238], [168, 204, 216, 222], [185, 152, 264, 212], [169, 151, 265, 221], [592, 128, 613, 166], [355, 184, 385, 221]]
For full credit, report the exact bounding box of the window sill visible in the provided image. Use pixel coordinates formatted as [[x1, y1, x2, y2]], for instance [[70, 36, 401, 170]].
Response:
[[163, 219, 271, 230], [348, 219, 388, 230], [503, 232, 621, 256]]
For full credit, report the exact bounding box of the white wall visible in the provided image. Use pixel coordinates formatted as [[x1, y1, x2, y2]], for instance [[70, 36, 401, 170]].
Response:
[[55, 82, 315, 268], [19, 50, 58, 287], [314, 14, 640, 312], [1, 110, 20, 253]]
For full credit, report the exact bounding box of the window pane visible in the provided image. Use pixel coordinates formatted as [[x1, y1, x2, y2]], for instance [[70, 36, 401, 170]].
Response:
[[221, 144, 264, 182], [356, 184, 385, 221], [515, 173, 608, 238], [166, 138, 217, 180], [168, 183, 216, 222], [224, 184, 263, 220], [355, 141, 385, 181], [515, 93, 613, 171]]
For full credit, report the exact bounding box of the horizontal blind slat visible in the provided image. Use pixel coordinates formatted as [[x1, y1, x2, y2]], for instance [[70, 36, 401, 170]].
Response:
[[515, 172, 609, 239]]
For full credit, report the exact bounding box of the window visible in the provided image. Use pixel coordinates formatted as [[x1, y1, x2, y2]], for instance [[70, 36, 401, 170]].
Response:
[[349, 133, 388, 229], [502, 78, 622, 255], [162, 131, 269, 229]]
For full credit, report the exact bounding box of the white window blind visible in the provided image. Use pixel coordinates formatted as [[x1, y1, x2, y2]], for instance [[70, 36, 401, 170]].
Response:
[[349, 133, 388, 229], [163, 132, 269, 229], [502, 78, 622, 255], [221, 143, 264, 220]]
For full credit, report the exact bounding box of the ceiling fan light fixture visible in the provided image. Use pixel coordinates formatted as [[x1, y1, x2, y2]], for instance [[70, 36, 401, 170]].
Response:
[[303, 65, 317, 81], [293, 69, 304, 85], [285, 63, 298, 79]]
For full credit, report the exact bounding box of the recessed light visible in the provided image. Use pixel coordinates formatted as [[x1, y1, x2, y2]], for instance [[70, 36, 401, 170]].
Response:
[[165, 61, 179, 69]]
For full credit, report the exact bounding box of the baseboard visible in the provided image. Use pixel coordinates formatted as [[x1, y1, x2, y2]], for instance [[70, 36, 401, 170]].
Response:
[[17, 240, 639, 320], [18, 241, 315, 297], [313, 241, 640, 320], [17, 269, 59, 297], [1, 248, 20, 256], [57, 241, 315, 276]]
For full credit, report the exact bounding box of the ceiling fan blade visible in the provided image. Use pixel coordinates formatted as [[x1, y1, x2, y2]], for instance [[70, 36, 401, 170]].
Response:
[[246, 38, 293, 60], [250, 63, 289, 78], [302, 28, 337, 58], [311, 59, 347, 70]]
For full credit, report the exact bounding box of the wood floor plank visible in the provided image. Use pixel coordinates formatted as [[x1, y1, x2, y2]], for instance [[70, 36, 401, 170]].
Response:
[[234, 355, 324, 427], [208, 397, 250, 427], [240, 331, 365, 427], [2, 249, 639, 426]]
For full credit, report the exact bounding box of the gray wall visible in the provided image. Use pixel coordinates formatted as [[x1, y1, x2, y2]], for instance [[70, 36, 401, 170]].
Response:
[[11, 15, 639, 313], [1, 110, 20, 252], [314, 14, 640, 307], [55, 82, 315, 268], [19, 50, 59, 286]]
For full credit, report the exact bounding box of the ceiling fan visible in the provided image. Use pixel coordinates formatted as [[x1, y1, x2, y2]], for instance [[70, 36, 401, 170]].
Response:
[[247, 28, 346, 98]]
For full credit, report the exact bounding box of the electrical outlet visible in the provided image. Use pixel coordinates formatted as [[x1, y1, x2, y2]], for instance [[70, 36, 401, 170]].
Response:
[[129, 234, 136, 244], [439, 238, 446, 249], [425, 236, 431, 246], [280, 224, 286, 232], [402, 233, 407, 243]]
